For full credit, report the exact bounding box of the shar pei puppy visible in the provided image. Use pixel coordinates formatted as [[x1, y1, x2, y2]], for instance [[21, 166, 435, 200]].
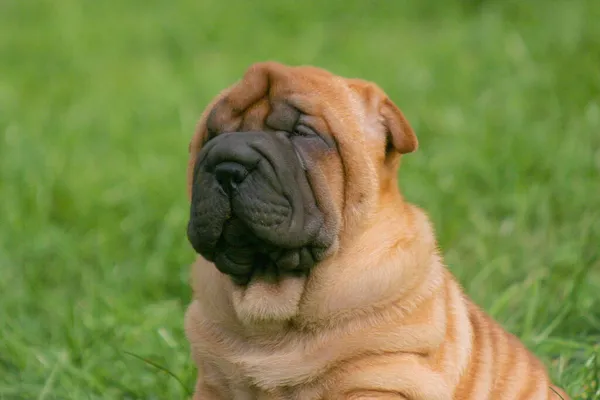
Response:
[[184, 62, 569, 400]]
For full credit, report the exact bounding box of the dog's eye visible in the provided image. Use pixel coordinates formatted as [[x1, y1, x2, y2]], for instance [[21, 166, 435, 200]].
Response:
[[292, 125, 318, 137], [292, 124, 337, 150]]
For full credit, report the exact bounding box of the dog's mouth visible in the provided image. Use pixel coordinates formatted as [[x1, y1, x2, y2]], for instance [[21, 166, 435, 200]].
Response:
[[187, 130, 334, 286], [212, 217, 315, 285]]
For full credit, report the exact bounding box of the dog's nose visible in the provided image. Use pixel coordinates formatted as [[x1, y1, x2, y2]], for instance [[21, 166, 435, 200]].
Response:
[[214, 162, 249, 191]]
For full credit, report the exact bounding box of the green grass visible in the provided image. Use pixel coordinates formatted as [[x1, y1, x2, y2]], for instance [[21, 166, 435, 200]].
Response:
[[1, 0, 599, 398]]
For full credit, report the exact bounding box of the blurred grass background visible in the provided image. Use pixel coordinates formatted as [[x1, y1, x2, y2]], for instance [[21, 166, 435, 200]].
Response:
[[1, 0, 599, 398]]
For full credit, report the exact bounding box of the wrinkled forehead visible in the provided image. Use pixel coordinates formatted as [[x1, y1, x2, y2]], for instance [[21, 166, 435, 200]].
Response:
[[248, 63, 349, 106], [204, 62, 360, 138]]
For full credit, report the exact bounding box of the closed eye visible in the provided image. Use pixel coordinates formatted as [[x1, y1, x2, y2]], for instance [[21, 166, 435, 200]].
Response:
[[292, 119, 337, 150], [292, 124, 319, 137]]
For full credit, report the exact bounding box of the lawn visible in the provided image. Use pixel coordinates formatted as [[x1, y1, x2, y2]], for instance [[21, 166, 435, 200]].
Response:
[[1, 0, 599, 398]]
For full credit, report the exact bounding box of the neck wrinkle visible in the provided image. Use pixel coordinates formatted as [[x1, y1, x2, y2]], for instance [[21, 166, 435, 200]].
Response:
[[297, 202, 440, 329]]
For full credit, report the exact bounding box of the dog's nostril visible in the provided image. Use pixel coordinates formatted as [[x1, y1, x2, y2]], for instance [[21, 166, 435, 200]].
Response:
[[214, 162, 249, 190]]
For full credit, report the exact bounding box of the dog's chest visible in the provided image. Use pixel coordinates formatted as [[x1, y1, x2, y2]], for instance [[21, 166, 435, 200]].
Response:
[[212, 358, 326, 400], [207, 347, 328, 400], [186, 298, 333, 397]]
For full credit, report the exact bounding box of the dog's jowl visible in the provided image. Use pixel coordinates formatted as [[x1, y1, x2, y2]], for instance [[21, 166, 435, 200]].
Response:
[[188, 128, 334, 286], [184, 62, 570, 400]]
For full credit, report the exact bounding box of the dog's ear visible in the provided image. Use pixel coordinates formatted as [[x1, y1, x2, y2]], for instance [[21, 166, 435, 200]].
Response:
[[380, 97, 418, 155], [347, 78, 418, 155]]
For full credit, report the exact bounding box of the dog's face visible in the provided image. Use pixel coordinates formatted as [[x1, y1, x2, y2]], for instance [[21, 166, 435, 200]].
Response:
[[187, 62, 417, 289]]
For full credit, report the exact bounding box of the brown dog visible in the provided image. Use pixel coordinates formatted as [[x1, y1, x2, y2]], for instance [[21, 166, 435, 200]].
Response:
[[184, 62, 569, 400]]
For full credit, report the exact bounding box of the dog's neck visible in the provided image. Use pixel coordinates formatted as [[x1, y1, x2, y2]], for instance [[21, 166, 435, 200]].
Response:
[[185, 199, 449, 389], [296, 198, 443, 328], [191, 194, 444, 338]]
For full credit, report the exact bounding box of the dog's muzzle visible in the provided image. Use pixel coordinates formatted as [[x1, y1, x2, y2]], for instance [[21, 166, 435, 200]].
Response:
[[187, 131, 332, 285]]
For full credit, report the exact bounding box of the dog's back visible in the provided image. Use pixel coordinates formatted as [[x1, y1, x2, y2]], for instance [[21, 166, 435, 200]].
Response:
[[454, 294, 569, 399]]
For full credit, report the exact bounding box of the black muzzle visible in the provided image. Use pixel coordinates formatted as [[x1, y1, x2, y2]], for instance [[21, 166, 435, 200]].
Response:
[[187, 131, 331, 285]]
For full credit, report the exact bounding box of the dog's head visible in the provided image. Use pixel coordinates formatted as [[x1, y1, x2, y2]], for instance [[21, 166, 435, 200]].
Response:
[[187, 62, 417, 294]]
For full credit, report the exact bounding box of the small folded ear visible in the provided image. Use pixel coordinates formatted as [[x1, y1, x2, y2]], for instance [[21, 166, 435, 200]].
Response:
[[346, 78, 418, 156], [380, 97, 418, 155]]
